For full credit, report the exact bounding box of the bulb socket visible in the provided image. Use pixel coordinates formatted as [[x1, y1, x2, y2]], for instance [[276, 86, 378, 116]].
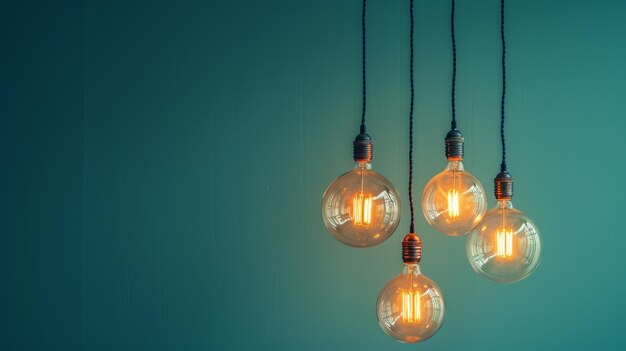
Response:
[[402, 233, 422, 264], [494, 171, 514, 200], [445, 129, 464, 161], [353, 132, 373, 162]]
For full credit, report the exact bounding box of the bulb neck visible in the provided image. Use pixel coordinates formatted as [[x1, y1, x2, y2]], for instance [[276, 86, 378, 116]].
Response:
[[353, 131, 373, 163], [496, 199, 514, 210], [402, 263, 422, 275], [445, 128, 464, 161], [444, 160, 464, 172], [402, 233, 422, 264], [352, 162, 372, 170]]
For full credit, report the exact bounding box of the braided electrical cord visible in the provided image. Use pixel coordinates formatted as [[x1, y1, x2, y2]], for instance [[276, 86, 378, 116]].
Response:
[[408, 0, 415, 233], [360, 0, 367, 133], [451, 0, 457, 130], [500, 0, 507, 171]]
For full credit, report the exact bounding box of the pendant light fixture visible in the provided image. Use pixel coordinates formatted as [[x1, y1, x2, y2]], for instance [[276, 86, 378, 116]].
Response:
[[466, 0, 542, 283], [322, 0, 401, 248], [421, 0, 487, 236], [376, 0, 445, 342]]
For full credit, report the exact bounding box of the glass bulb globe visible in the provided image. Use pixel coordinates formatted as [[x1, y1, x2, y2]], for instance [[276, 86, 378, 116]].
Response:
[[421, 161, 487, 236], [466, 200, 542, 283], [376, 264, 445, 343], [321, 162, 401, 247]]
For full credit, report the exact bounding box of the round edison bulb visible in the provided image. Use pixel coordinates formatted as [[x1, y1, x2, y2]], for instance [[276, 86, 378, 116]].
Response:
[[376, 264, 445, 343], [421, 161, 487, 236], [321, 162, 400, 247], [466, 200, 542, 283]]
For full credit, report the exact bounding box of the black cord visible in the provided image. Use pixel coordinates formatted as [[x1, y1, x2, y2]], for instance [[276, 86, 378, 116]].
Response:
[[500, 0, 507, 171], [360, 0, 367, 133], [451, 0, 457, 130], [409, 0, 415, 234]]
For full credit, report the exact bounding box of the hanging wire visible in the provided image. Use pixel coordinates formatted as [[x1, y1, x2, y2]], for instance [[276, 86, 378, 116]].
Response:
[[500, 0, 507, 171], [360, 0, 367, 133], [408, 0, 415, 233], [451, 0, 457, 129]]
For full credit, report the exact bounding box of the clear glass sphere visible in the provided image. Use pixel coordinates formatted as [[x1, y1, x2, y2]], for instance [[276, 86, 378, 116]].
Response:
[[321, 162, 401, 247], [376, 264, 445, 343], [421, 161, 487, 236], [466, 200, 542, 283]]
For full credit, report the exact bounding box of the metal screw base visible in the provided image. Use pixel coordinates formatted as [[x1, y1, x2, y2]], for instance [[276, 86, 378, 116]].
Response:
[[494, 171, 513, 200], [445, 129, 464, 161], [402, 233, 422, 264], [353, 132, 373, 162]]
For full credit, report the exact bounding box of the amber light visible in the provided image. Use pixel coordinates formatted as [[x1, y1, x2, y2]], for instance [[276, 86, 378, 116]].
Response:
[[352, 192, 373, 225], [421, 162, 487, 236], [402, 289, 421, 323], [495, 209, 513, 258], [447, 188, 459, 220], [496, 228, 513, 258]]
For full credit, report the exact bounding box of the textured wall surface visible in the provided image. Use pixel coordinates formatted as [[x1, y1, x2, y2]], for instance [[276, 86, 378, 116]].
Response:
[[1, 0, 625, 350]]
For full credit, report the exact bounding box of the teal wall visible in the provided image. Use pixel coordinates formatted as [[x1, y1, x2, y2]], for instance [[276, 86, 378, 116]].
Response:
[[1, 0, 625, 350]]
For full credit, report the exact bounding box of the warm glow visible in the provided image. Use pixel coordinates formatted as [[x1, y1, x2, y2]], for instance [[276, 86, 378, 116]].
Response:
[[402, 289, 421, 323], [447, 188, 459, 220], [352, 193, 373, 225], [496, 228, 513, 258]]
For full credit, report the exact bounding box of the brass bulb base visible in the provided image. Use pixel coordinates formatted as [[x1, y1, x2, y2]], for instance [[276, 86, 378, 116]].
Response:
[[494, 170, 513, 200], [402, 233, 422, 264], [353, 132, 373, 162], [445, 128, 464, 161]]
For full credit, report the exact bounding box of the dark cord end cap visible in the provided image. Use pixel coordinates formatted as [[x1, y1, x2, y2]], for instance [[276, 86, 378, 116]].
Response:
[[353, 132, 373, 162], [402, 233, 422, 264], [445, 128, 464, 161], [494, 170, 514, 200]]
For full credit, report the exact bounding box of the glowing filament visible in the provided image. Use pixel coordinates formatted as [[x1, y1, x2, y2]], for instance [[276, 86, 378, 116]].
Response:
[[447, 189, 460, 220], [496, 228, 513, 258], [402, 289, 421, 323], [352, 193, 373, 225]]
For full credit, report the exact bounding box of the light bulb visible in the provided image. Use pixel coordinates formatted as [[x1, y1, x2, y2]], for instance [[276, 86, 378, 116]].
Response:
[[421, 129, 487, 236], [322, 161, 401, 247], [376, 234, 445, 343], [466, 172, 542, 283]]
